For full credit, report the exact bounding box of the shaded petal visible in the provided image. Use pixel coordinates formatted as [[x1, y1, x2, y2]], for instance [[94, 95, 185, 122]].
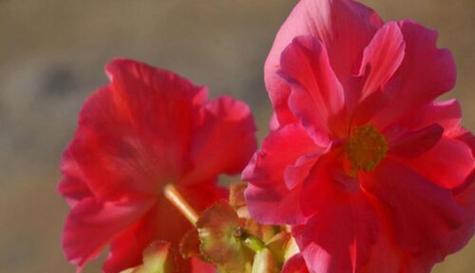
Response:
[[242, 124, 320, 188], [372, 21, 456, 128], [104, 198, 194, 273], [357, 225, 402, 273], [181, 96, 257, 185], [281, 254, 309, 273], [285, 153, 320, 190], [280, 36, 345, 136], [63, 197, 154, 271], [387, 124, 443, 158], [397, 99, 462, 137], [444, 132, 475, 254], [450, 180, 475, 254], [103, 181, 224, 273], [362, 160, 464, 259], [358, 22, 405, 99], [294, 194, 378, 273], [58, 150, 92, 207], [243, 124, 322, 224], [245, 183, 306, 225], [265, 0, 382, 124], [70, 59, 207, 200], [190, 258, 216, 273], [403, 138, 474, 189]]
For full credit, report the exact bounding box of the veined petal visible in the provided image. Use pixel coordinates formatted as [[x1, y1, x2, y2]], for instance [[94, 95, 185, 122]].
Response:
[[403, 138, 474, 189], [281, 254, 310, 273], [265, 0, 382, 125], [294, 193, 378, 273], [245, 183, 307, 225], [58, 150, 92, 207], [387, 124, 443, 158], [242, 124, 320, 188], [359, 22, 405, 100], [372, 21, 457, 129], [280, 36, 345, 137], [62, 197, 154, 271], [243, 124, 322, 224], [69, 59, 208, 200], [103, 182, 223, 273], [362, 160, 464, 260], [181, 96, 256, 185], [397, 99, 462, 137]]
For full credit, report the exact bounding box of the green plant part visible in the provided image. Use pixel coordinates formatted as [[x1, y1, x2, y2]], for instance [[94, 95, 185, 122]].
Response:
[[196, 202, 254, 273], [119, 241, 174, 273], [251, 248, 279, 273]]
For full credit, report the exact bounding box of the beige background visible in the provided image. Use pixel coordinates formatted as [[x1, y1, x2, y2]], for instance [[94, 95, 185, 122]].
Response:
[[0, 1, 474, 272]]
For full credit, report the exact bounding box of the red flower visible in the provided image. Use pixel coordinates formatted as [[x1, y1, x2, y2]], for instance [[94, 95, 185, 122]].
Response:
[[244, 0, 475, 272], [58, 59, 256, 273]]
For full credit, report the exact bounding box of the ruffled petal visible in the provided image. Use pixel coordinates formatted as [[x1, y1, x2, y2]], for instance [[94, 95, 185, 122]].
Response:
[[265, 0, 382, 125], [280, 36, 345, 137], [190, 258, 216, 273], [362, 160, 465, 261], [58, 150, 92, 207], [403, 138, 474, 189], [372, 21, 456, 129], [62, 197, 154, 271], [181, 96, 257, 185], [294, 193, 378, 273], [245, 183, 306, 225], [103, 182, 224, 273], [387, 124, 443, 158], [281, 254, 310, 273], [443, 132, 475, 254], [397, 99, 463, 137], [358, 22, 405, 100], [69, 59, 208, 200], [243, 124, 322, 224]]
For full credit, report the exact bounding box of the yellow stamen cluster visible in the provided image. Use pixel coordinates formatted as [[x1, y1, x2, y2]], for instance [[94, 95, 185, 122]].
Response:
[[345, 124, 388, 172]]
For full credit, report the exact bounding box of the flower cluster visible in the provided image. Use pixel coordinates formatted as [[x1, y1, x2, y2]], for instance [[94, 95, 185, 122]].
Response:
[[58, 1, 475, 273]]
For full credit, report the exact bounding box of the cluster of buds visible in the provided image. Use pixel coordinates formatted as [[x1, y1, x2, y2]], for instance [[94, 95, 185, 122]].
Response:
[[120, 182, 298, 273]]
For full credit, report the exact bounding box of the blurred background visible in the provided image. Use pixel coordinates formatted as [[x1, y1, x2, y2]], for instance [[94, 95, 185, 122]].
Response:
[[1, 0, 474, 272]]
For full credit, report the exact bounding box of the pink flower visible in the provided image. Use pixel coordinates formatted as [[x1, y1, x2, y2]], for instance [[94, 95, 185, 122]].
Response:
[[58, 59, 256, 273], [244, 0, 475, 272]]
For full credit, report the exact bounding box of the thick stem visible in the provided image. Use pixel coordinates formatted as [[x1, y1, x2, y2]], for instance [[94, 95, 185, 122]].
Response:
[[163, 184, 198, 225], [244, 236, 266, 252]]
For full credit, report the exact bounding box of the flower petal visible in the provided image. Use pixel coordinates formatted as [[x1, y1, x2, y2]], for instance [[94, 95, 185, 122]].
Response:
[[387, 124, 443, 158], [58, 150, 92, 207], [181, 96, 256, 185], [358, 22, 405, 100], [403, 138, 474, 189], [103, 197, 195, 273], [243, 124, 321, 224], [281, 254, 309, 273], [190, 258, 216, 273], [362, 160, 464, 260], [294, 194, 378, 273], [280, 36, 345, 137], [265, 0, 382, 125], [441, 132, 475, 255], [245, 183, 307, 225], [69, 59, 207, 200], [372, 21, 456, 128], [397, 99, 462, 137], [62, 197, 154, 271]]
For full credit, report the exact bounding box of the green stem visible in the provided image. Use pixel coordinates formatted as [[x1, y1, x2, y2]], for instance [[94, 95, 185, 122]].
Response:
[[244, 235, 266, 252]]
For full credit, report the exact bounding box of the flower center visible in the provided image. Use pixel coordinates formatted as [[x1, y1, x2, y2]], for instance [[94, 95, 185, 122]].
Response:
[[345, 124, 388, 172]]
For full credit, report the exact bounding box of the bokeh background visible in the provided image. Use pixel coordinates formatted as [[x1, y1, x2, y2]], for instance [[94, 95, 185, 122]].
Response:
[[1, 1, 474, 272]]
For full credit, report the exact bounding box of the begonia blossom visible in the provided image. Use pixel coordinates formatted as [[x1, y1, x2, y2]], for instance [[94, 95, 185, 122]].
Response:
[[244, 0, 475, 272], [58, 59, 256, 273]]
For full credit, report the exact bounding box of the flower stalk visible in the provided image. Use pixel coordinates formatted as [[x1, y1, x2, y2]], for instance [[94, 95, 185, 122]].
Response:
[[163, 184, 198, 225]]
